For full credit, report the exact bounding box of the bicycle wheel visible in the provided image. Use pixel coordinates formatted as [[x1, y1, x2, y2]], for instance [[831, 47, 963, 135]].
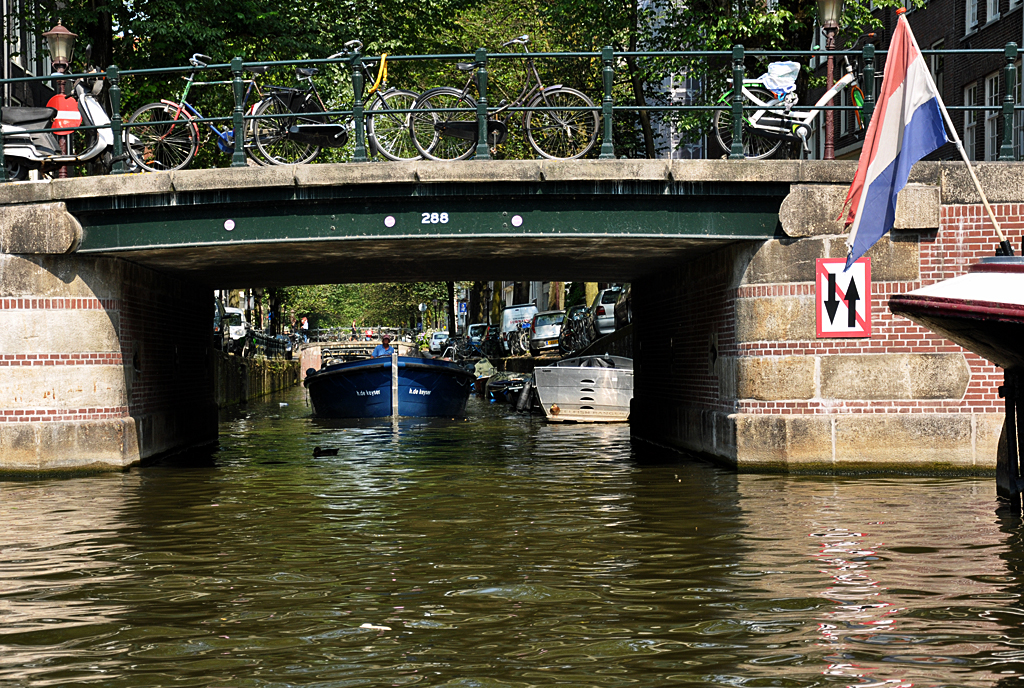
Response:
[[713, 87, 783, 160], [252, 95, 321, 165], [525, 87, 599, 160], [367, 88, 421, 161], [125, 102, 200, 172], [410, 87, 477, 161]]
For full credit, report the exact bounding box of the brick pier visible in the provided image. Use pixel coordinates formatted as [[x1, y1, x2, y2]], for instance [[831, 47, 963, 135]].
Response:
[[632, 163, 1020, 472]]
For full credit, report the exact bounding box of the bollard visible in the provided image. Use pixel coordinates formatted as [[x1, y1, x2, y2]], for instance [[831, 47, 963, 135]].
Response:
[[107, 65, 126, 173], [475, 47, 491, 160], [351, 53, 368, 162], [230, 57, 247, 167], [861, 44, 875, 130], [1000, 42, 1017, 161], [599, 46, 615, 159], [729, 45, 746, 159]]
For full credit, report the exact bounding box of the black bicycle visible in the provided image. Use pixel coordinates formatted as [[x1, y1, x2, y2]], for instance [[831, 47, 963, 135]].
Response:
[[251, 40, 422, 164], [408, 35, 600, 161]]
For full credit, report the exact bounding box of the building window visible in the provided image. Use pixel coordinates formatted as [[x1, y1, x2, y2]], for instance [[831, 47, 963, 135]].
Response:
[[985, 73, 1000, 160], [930, 40, 944, 97], [967, 0, 979, 29], [965, 82, 978, 160], [987, 0, 1000, 21]]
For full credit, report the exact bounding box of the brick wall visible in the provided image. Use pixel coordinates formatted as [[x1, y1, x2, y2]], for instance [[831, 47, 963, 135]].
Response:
[[0, 255, 217, 470], [632, 201, 1018, 470]]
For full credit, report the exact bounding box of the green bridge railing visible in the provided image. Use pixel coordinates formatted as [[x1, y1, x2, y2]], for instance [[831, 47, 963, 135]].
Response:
[[0, 43, 1020, 181]]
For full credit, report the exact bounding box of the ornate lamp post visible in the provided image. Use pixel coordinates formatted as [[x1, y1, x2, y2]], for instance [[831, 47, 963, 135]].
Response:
[[817, 0, 844, 160], [43, 21, 77, 178]]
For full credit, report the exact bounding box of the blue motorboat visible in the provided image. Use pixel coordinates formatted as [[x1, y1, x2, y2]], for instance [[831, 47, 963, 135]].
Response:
[[303, 356, 475, 419]]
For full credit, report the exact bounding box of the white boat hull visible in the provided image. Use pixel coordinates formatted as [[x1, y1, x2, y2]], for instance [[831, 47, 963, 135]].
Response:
[[534, 355, 633, 423]]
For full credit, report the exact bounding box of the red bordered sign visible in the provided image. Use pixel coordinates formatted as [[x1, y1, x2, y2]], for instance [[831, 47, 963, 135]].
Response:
[[46, 94, 82, 134], [816, 258, 872, 338]]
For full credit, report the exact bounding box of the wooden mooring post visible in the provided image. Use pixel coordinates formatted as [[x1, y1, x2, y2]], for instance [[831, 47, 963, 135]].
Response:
[[998, 372, 1022, 499]]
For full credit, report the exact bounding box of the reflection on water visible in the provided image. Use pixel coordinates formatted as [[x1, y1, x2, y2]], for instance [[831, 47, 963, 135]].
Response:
[[2, 387, 1024, 686]]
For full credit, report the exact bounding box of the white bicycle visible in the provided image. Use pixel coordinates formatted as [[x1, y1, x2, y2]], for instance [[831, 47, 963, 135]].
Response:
[[713, 56, 863, 159]]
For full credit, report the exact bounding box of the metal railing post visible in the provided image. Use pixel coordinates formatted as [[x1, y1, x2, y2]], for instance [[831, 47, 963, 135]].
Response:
[[1001, 42, 1017, 161], [107, 65, 126, 173], [351, 53, 368, 162], [599, 46, 615, 159], [729, 44, 746, 159], [475, 47, 491, 160], [230, 57, 247, 167], [861, 44, 875, 131], [0, 98, 7, 182]]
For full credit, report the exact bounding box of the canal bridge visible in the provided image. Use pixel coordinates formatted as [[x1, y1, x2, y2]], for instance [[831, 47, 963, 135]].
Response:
[[1, 159, 1018, 477]]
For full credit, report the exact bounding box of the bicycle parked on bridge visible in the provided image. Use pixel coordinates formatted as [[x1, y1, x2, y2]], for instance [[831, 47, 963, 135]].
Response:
[[712, 55, 864, 160], [125, 53, 275, 171], [251, 40, 422, 164], [408, 35, 600, 161]]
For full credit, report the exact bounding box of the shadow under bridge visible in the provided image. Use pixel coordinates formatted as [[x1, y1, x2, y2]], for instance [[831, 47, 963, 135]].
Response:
[[69, 160, 787, 284]]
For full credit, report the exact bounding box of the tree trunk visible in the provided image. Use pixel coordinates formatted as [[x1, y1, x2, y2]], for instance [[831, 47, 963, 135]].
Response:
[[626, 11, 656, 159]]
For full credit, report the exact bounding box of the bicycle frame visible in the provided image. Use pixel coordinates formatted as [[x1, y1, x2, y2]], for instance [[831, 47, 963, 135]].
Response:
[[163, 70, 261, 152], [743, 70, 857, 143]]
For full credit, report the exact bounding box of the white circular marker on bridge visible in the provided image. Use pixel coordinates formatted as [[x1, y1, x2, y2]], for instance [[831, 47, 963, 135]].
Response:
[[384, 216, 396, 228], [224, 219, 236, 231], [511, 215, 523, 227]]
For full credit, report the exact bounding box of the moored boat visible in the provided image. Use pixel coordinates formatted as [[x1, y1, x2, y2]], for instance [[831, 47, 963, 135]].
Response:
[[304, 355, 475, 418], [534, 355, 633, 423], [888, 255, 1024, 372]]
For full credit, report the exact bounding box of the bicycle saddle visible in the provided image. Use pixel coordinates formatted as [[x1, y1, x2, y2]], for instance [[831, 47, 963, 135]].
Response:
[[245, 64, 269, 74], [456, 62, 476, 71], [2, 106, 56, 125], [295, 67, 319, 77]]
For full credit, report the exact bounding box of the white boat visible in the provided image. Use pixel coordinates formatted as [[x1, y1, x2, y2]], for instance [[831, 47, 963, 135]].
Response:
[[888, 255, 1024, 372], [533, 355, 633, 423]]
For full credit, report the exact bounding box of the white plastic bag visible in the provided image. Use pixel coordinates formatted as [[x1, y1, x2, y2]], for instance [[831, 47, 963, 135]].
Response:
[[759, 61, 800, 98]]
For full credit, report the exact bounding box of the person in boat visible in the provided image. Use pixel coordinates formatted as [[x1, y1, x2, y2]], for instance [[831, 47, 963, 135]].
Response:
[[372, 335, 395, 357]]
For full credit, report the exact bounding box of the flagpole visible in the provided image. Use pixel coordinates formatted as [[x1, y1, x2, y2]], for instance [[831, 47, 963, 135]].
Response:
[[899, 12, 1013, 253]]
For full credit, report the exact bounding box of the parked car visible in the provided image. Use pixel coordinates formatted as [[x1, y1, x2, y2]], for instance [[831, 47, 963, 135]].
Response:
[[529, 310, 565, 356], [467, 323, 490, 343], [589, 287, 622, 336], [499, 303, 539, 354], [614, 284, 632, 329], [429, 331, 450, 354], [223, 306, 250, 355]]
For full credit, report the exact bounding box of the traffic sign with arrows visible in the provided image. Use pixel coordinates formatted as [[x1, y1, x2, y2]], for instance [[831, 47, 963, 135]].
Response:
[[816, 258, 871, 338]]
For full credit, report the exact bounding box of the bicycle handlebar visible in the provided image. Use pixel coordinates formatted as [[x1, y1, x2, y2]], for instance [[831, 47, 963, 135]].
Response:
[[190, 53, 212, 67], [326, 40, 363, 61], [501, 35, 529, 47]]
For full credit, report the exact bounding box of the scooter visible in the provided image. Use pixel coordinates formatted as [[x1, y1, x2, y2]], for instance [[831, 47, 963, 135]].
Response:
[[2, 54, 131, 181]]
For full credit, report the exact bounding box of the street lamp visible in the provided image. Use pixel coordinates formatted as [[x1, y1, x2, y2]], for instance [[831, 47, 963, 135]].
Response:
[[43, 20, 77, 179], [817, 0, 844, 160], [43, 20, 77, 73]]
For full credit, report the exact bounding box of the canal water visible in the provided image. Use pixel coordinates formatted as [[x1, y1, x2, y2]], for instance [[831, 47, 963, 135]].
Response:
[[2, 386, 1024, 687]]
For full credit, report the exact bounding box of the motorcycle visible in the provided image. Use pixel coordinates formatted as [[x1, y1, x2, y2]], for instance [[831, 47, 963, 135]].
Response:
[[2, 52, 131, 181]]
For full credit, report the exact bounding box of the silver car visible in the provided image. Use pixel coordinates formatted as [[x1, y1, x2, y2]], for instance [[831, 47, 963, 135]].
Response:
[[590, 287, 622, 336], [529, 310, 565, 356]]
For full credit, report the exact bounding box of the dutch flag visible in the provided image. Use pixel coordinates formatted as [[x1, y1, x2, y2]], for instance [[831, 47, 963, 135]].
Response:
[[841, 11, 949, 269]]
